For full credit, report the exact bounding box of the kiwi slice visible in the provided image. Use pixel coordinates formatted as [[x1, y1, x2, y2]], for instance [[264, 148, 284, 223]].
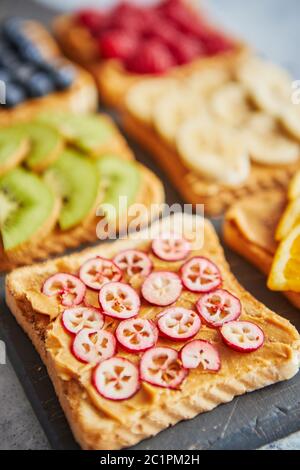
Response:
[[44, 149, 99, 231], [38, 112, 115, 155], [0, 127, 29, 176], [0, 168, 58, 252], [22, 121, 64, 172], [96, 155, 141, 220]]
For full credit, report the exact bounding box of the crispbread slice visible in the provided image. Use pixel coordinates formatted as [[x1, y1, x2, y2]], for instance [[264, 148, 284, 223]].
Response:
[[0, 21, 98, 126], [6, 213, 300, 450], [223, 190, 300, 308]]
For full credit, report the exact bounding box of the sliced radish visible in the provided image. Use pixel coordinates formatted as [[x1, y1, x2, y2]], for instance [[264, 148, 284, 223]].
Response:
[[72, 328, 116, 364], [157, 307, 201, 341], [93, 357, 140, 401], [79, 257, 122, 291], [220, 321, 264, 353], [180, 340, 221, 371], [62, 306, 104, 335], [181, 256, 222, 293], [99, 282, 140, 319], [42, 273, 86, 307], [152, 232, 191, 261], [196, 289, 241, 328], [140, 346, 188, 389], [141, 271, 182, 306], [113, 250, 152, 277], [116, 318, 158, 352]]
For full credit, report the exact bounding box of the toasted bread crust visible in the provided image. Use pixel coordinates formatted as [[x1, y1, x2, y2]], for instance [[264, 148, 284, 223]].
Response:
[[223, 192, 300, 309], [6, 214, 300, 449]]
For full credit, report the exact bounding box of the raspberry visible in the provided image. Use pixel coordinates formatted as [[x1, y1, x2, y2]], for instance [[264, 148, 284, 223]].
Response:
[[143, 19, 178, 46], [99, 30, 138, 62], [201, 31, 234, 55], [106, 2, 152, 33], [170, 36, 203, 64], [127, 40, 176, 75], [76, 9, 105, 35], [161, 0, 208, 38]]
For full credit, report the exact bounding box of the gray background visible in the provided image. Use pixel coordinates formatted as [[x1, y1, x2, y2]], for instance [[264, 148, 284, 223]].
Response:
[[1, 0, 300, 450]]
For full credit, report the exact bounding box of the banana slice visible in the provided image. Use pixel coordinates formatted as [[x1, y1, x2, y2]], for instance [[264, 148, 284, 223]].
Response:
[[244, 113, 299, 165], [280, 105, 300, 141], [125, 78, 177, 124], [153, 86, 204, 144], [185, 66, 231, 97], [210, 82, 253, 127], [237, 56, 292, 116], [176, 117, 250, 187]]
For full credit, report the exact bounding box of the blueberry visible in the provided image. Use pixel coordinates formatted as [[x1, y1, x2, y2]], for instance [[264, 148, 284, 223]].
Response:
[[2, 17, 25, 44], [18, 42, 44, 64], [26, 71, 55, 97], [0, 45, 19, 69], [0, 67, 11, 83], [52, 63, 76, 90], [12, 64, 35, 83], [3, 81, 27, 108]]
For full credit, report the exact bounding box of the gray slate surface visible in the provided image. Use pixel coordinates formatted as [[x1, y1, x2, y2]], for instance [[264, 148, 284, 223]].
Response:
[[0, 0, 300, 450]]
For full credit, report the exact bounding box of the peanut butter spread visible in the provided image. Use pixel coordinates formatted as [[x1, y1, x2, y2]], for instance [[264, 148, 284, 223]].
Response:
[[8, 217, 300, 431]]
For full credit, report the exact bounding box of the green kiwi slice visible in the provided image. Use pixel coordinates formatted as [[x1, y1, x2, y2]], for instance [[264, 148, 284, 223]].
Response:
[[44, 149, 99, 231], [38, 112, 115, 155], [22, 121, 64, 172], [0, 168, 58, 252], [0, 127, 29, 176], [95, 155, 141, 220]]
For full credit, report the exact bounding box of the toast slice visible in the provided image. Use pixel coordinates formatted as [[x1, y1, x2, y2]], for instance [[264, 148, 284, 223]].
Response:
[[223, 190, 300, 308], [0, 20, 98, 125], [53, 3, 245, 107], [6, 213, 300, 450]]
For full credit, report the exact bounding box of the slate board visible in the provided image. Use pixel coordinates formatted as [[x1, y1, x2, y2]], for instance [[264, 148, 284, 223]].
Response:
[[1, 0, 300, 451]]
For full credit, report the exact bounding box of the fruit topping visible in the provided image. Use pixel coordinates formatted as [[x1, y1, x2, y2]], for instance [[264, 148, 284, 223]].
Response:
[[116, 318, 158, 352], [72, 328, 116, 364], [0, 127, 29, 176], [196, 289, 241, 328], [141, 271, 182, 306], [99, 281, 140, 319], [140, 346, 188, 389], [93, 356, 140, 400], [76, 9, 105, 34], [113, 250, 152, 278], [181, 256, 222, 293], [0, 168, 59, 251], [180, 339, 221, 371], [42, 273, 86, 307], [62, 306, 104, 335], [44, 149, 99, 231], [157, 307, 201, 341], [220, 321, 264, 353], [127, 39, 175, 74], [152, 232, 190, 261], [99, 30, 138, 62], [4, 82, 27, 108], [79, 257, 122, 291]]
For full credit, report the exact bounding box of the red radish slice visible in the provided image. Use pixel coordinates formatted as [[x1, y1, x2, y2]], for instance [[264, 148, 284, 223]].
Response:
[[152, 233, 191, 261], [196, 289, 241, 328], [220, 321, 264, 353], [113, 250, 152, 277], [79, 257, 122, 291], [116, 318, 158, 352], [62, 307, 104, 335], [42, 273, 86, 307], [140, 346, 188, 389], [72, 328, 116, 364], [181, 256, 222, 293], [93, 357, 140, 401], [141, 271, 182, 306], [99, 282, 140, 319], [180, 340, 221, 371], [157, 307, 201, 341]]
